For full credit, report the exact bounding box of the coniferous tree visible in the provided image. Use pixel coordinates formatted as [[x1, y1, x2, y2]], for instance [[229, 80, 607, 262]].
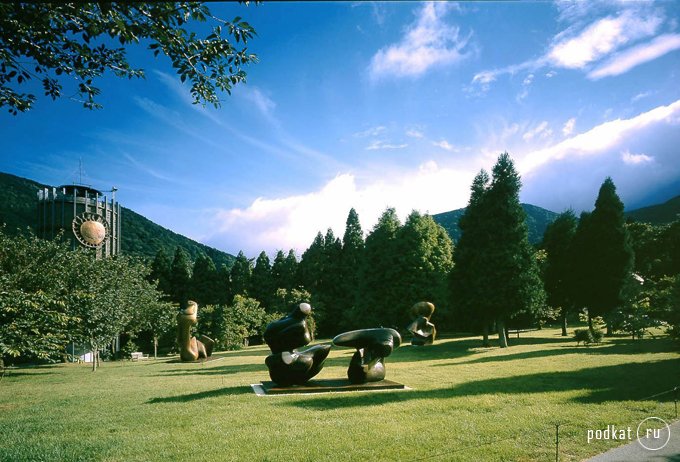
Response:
[[541, 210, 578, 336], [190, 253, 219, 307], [216, 263, 232, 305], [572, 178, 634, 334], [170, 247, 192, 309], [148, 248, 172, 297], [318, 229, 343, 336], [298, 233, 325, 298], [355, 208, 402, 329], [477, 153, 545, 347], [396, 211, 454, 328], [251, 251, 273, 309], [230, 251, 252, 299], [338, 208, 365, 330], [282, 249, 299, 291], [450, 169, 492, 344]]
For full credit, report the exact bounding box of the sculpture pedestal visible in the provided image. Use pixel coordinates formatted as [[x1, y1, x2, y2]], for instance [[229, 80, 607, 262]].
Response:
[[253, 379, 406, 395]]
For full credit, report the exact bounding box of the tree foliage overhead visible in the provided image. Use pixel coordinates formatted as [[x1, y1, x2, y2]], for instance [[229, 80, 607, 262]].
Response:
[[0, 2, 258, 114]]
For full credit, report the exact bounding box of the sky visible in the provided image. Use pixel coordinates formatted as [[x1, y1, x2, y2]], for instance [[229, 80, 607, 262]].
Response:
[[2, 1, 680, 258]]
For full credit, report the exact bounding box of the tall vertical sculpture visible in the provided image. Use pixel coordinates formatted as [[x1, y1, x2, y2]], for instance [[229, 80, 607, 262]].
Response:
[[177, 301, 214, 361]]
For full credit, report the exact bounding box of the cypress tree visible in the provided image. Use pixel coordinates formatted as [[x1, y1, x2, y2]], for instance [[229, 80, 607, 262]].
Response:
[[190, 253, 219, 306], [251, 251, 273, 309], [149, 248, 172, 297], [170, 246, 192, 309], [339, 208, 365, 330], [230, 251, 253, 299]]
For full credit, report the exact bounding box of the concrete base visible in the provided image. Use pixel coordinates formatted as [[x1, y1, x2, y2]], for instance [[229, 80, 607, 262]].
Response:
[[252, 379, 407, 396]]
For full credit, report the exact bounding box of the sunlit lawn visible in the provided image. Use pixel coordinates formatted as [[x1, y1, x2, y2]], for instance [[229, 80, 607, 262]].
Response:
[[1, 327, 678, 461]]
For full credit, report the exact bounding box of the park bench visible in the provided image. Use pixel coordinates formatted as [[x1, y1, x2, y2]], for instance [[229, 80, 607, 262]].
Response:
[[130, 352, 149, 361]]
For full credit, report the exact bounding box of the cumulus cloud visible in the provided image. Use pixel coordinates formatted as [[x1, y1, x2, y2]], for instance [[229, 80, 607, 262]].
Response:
[[432, 139, 456, 151], [621, 150, 654, 165], [369, 2, 472, 80], [207, 163, 475, 255], [588, 33, 680, 79]]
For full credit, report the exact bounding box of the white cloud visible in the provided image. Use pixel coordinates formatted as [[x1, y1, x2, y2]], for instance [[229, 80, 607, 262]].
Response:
[[366, 140, 408, 150], [208, 163, 475, 254], [432, 139, 456, 151], [588, 33, 680, 79], [548, 11, 661, 69], [562, 118, 576, 137], [621, 150, 654, 165], [238, 86, 276, 119], [522, 121, 553, 142], [369, 2, 472, 79], [354, 126, 387, 138], [519, 99, 680, 174], [406, 129, 425, 139], [632, 91, 653, 102]]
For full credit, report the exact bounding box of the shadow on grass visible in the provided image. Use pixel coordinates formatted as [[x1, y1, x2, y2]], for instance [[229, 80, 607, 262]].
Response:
[[279, 358, 680, 410], [153, 362, 265, 377], [146, 385, 252, 404], [444, 337, 679, 367]]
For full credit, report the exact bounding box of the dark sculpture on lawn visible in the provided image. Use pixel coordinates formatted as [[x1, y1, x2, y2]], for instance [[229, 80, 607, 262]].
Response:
[[332, 328, 401, 384], [263, 303, 331, 386], [177, 301, 214, 362], [406, 301, 437, 346]]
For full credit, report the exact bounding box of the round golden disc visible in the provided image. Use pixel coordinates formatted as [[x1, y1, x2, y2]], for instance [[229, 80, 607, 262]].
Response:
[[79, 220, 106, 245]]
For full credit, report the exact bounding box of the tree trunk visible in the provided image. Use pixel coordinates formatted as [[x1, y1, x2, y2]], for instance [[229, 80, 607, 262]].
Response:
[[482, 323, 490, 347], [91, 349, 97, 372], [561, 312, 568, 336], [587, 312, 594, 335], [606, 322, 613, 337], [153, 336, 158, 359], [497, 318, 508, 348]]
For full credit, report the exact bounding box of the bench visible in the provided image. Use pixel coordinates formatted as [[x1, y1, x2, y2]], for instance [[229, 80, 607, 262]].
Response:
[[130, 352, 149, 361]]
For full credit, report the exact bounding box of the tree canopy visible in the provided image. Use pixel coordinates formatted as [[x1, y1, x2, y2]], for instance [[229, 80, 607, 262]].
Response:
[[0, 2, 257, 114]]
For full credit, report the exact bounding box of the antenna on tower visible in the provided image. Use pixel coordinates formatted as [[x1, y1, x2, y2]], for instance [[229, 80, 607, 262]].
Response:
[[71, 158, 91, 187]]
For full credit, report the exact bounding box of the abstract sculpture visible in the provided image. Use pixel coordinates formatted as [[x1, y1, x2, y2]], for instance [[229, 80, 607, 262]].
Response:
[[332, 328, 401, 384], [176, 301, 214, 362], [406, 301, 437, 346], [263, 303, 331, 386]]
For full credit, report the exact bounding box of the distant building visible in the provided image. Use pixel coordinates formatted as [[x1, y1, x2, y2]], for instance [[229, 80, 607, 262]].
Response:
[[36, 184, 121, 258]]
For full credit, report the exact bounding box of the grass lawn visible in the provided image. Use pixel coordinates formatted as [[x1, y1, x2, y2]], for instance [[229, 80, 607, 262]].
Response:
[[1, 328, 678, 461]]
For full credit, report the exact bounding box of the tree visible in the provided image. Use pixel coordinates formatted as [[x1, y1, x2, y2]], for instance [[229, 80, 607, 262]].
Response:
[[133, 299, 176, 359], [230, 250, 252, 297], [572, 178, 634, 335], [541, 210, 578, 336], [476, 153, 545, 348], [0, 2, 258, 114], [338, 208, 364, 330], [148, 248, 172, 297], [355, 208, 403, 329], [169, 246, 192, 309], [190, 253, 220, 306], [250, 251, 273, 309], [449, 169, 493, 345], [396, 211, 454, 327]]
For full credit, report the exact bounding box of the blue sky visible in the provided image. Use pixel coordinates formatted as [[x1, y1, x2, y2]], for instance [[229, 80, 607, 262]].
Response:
[[2, 1, 680, 257]]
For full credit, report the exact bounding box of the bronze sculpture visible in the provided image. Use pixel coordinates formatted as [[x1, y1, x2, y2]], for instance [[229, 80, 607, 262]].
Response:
[[176, 301, 214, 361], [332, 328, 401, 384], [406, 301, 436, 346], [263, 303, 330, 386]]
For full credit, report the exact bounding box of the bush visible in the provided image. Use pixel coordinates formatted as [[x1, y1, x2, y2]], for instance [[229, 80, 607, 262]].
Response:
[[121, 340, 138, 359], [574, 328, 603, 345]]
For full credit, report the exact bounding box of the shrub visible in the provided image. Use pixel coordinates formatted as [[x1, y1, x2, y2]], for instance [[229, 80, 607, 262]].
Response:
[[574, 328, 603, 345]]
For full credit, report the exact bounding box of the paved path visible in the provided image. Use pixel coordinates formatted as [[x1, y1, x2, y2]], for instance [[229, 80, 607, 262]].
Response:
[[585, 420, 680, 462]]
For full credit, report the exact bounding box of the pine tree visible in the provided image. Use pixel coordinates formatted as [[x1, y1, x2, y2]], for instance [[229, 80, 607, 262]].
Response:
[[541, 210, 578, 336], [572, 178, 634, 334], [282, 249, 299, 291], [190, 253, 219, 307], [450, 169, 492, 344], [251, 251, 273, 309], [338, 208, 365, 330], [170, 247, 192, 309], [230, 251, 253, 299], [356, 208, 402, 329], [148, 248, 172, 297]]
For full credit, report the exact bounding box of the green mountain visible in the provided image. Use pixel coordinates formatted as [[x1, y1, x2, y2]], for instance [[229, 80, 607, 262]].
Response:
[[433, 203, 560, 244], [625, 195, 680, 224], [0, 172, 235, 267]]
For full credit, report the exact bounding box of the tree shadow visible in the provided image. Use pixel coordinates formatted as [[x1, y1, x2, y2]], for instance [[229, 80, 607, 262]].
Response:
[[146, 385, 252, 404], [279, 358, 680, 410], [153, 362, 265, 377]]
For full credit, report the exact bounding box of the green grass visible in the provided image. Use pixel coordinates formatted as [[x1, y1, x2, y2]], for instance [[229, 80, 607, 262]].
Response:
[[1, 328, 679, 461]]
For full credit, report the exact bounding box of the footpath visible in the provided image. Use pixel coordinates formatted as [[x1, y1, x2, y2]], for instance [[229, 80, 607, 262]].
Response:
[[585, 420, 680, 462]]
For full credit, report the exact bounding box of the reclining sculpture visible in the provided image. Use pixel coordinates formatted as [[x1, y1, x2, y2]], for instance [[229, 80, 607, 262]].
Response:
[[332, 328, 401, 384], [177, 301, 214, 362], [406, 301, 437, 346], [263, 303, 331, 386]]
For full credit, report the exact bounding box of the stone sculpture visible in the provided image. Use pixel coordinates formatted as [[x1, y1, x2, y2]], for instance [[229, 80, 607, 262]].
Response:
[[263, 303, 330, 386], [332, 328, 401, 384], [176, 301, 214, 362], [406, 301, 437, 346]]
